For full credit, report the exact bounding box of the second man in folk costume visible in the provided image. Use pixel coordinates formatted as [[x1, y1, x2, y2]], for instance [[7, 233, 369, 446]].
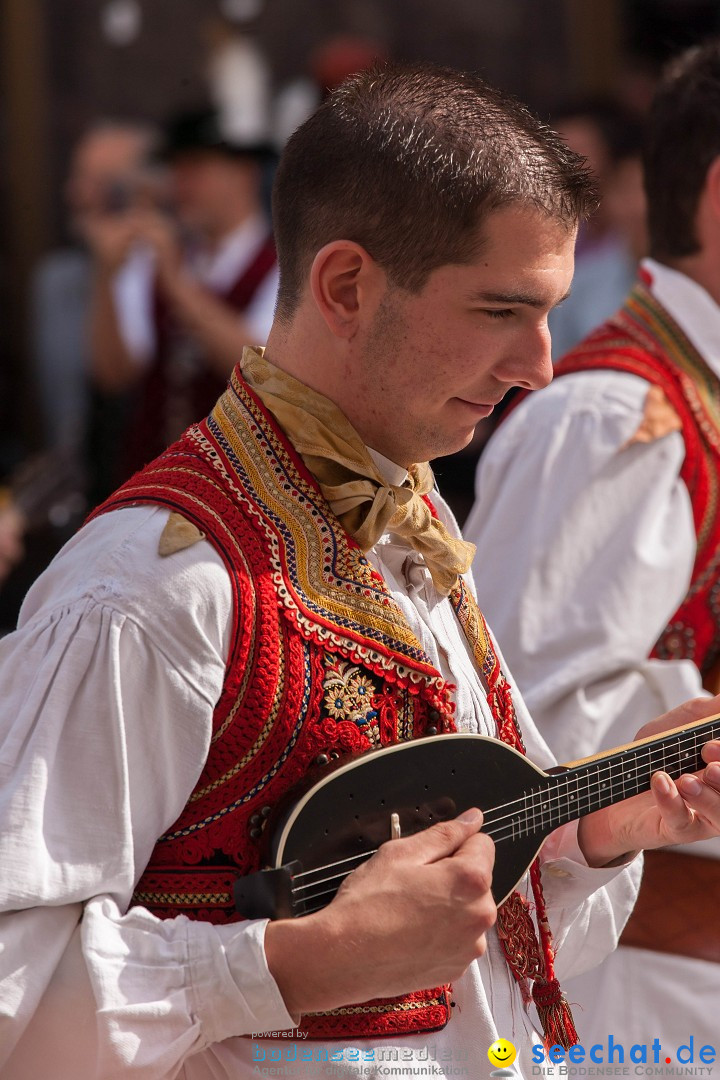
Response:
[[467, 41, 720, 1055]]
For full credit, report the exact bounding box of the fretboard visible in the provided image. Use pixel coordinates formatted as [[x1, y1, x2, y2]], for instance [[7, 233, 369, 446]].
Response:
[[482, 712, 720, 845]]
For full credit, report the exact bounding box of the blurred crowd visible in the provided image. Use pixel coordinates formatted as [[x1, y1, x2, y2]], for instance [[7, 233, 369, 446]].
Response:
[[0, 27, 390, 630], [0, 22, 653, 631]]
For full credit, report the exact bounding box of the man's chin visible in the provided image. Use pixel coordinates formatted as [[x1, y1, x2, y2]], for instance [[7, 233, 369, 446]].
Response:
[[429, 425, 481, 461]]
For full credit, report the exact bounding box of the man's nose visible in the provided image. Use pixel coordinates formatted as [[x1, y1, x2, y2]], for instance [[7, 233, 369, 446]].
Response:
[[498, 323, 554, 391]]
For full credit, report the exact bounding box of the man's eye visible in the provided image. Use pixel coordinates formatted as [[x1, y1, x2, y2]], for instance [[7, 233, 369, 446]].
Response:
[[485, 308, 515, 320]]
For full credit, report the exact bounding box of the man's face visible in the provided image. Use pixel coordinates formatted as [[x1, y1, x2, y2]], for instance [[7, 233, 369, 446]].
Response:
[[65, 129, 148, 224], [352, 204, 575, 466]]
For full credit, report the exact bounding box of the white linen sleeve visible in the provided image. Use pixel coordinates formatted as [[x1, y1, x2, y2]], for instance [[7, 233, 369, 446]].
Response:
[[0, 509, 295, 1079], [465, 370, 703, 765], [537, 823, 644, 982]]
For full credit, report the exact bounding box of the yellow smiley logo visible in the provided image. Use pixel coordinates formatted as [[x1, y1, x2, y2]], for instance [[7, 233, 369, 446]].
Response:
[[488, 1039, 517, 1068]]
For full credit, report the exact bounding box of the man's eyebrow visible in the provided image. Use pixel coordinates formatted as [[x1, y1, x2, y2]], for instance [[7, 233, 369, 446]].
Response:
[[467, 288, 572, 308]]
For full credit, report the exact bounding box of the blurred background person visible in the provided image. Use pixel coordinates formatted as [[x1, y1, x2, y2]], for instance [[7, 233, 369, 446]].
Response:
[[0, 490, 25, 600], [547, 98, 648, 358], [0, 454, 85, 634], [31, 121, 158, 460], [88, 104, 278, 486], [0, 123, 158, 630]]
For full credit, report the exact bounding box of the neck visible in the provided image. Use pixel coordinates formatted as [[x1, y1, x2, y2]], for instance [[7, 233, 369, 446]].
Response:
[[482, 711, 720, 842], [264, 322, 355, 421], [266, 320, 420, 467]]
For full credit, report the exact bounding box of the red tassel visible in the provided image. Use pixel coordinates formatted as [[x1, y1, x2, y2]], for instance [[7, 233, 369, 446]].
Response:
[[532, 978, 579, 1051]]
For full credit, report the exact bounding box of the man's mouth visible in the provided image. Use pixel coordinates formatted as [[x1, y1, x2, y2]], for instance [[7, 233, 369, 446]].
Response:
[[456, 399, 498, 417]]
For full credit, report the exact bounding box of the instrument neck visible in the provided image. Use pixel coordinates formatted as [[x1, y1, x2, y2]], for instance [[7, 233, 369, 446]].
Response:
[[483, 713, 720, 840]]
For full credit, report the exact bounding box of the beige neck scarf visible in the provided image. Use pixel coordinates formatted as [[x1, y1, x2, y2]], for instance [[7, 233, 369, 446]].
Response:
[[240, 347, 475, 596]]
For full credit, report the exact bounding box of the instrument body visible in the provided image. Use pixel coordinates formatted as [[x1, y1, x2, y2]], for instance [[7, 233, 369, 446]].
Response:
[[234, 714, 720, 920]]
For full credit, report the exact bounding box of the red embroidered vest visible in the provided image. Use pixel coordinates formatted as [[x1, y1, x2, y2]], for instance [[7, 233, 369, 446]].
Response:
[[554, 282, 720, 676], [123, 233, 276, 479], [89, 368, 573, 1044]]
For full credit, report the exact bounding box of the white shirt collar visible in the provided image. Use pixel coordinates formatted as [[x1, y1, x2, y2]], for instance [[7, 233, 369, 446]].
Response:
[[367, 447, 409, 487], [642, 257, 720, 381]]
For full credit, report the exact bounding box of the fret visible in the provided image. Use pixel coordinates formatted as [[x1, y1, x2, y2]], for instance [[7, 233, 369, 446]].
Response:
[[590, 764, 601, 814], [569, 770, 579, 818], [629, 750, 641, 795], [576, 767, 591, 818], [522, 788, 532, 837]]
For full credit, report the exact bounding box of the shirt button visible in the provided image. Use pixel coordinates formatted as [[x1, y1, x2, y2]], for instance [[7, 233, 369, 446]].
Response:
[[427, 726, 438, 736], [316, 753, 330, 766], [428, 709, 441, 722]]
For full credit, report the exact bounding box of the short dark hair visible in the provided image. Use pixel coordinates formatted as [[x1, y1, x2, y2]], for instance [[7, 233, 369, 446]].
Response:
[[645, 40, 720, 259], [272, 63, 595, 320]]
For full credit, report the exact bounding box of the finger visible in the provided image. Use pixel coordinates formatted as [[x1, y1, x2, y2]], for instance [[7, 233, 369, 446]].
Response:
[[701, 740, 720, 765], [651, 770, 695, 832], [635, 696, 720, 740], [451, 829, 496, 870], [677, 764, 720, 829], [700, 759, 720, 794], [383, 807, 484, 865]]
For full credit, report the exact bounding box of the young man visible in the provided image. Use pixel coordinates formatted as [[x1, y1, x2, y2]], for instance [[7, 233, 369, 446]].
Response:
[[466, 42, 720, 1055], [2, 63, 720, 1080]]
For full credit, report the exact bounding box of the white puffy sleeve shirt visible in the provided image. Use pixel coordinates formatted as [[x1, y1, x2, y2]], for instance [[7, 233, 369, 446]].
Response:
[[0, 484, 639, 1079]]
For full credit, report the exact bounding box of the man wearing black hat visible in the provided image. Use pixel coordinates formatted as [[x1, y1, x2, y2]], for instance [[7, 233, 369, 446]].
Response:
[[88, 107, 278, 480]]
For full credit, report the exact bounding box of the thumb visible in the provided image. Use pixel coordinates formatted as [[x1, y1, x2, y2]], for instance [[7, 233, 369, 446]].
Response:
[[389, 807, 484, 865]]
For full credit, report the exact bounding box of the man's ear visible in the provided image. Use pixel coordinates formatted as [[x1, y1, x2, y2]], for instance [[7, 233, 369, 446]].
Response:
[[309, 241, 384, 338]]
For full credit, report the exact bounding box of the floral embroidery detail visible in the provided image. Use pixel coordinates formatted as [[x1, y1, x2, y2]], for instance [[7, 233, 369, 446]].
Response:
[[655, 621, 696, 661], [322, 658, 380, 743]]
